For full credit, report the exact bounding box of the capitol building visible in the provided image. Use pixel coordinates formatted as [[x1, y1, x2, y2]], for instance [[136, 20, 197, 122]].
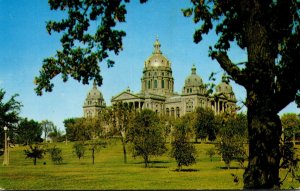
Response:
[[83, 38, 237, 118]]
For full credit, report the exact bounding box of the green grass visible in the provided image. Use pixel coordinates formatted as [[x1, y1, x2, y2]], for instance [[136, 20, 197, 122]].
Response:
[[0, 141, 299, 190]]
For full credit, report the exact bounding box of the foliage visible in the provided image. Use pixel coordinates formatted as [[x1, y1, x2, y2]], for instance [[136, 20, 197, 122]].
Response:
[[40, 120, 55, 142], [0, 89, 22, 155], [48, 126, 63, 143], [171, 119, 197, 171], [35, 0, 147, 95], [206, 147, 216, 162], [107, 102, 136, 163], [129, 109, 167, 167], [184, 0, 300, 188], [281, 113, 300, 141], [24, 144, 46, 165], [86, 139, 107, 165], [280, 113, 300, 186], [15, 118, 43, 145], [216, 114, 247, 168], [192, 107, 218, 142], [73, 142, 85, 160], [64, 117, 103, 142], [48, 146, 63, 164]]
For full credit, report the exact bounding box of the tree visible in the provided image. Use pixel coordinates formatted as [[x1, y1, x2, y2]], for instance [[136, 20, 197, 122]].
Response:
[[15, 118, 43, 145], [0, 89, 22, 155], [192, 107, 218, 142], [73, 142, 85, 160], [86, 139, 107, 165], [129, 109, 167, 167], [281, 113, 300, 142], [182, 1, 300, 188], [35, 0, 147, 95], [24, 144, 46, 165], [206, 147, 216, 162], [40, 120, 55, 142], [216, 114, 247, 168], [48, 146, 63, 164], [280, 113, 300, 183], [108, 102, 135, 164], [64, 117, 103, 142], [171, 119, 197, 171], [48, 126, 63, 143]]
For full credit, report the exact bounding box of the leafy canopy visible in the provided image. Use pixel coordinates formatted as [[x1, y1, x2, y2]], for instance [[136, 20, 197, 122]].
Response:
[[35, 0, 147, 95]]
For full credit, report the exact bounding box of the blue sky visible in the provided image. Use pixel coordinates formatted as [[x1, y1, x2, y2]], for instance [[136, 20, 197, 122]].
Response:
[[0, 0, 298, 131]]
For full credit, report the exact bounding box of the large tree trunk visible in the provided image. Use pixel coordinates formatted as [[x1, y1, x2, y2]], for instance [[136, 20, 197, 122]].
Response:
[[243, 99, 282, 188]]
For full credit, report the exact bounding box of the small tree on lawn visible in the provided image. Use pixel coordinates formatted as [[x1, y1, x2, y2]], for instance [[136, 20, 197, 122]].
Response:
[[73, 142, 85, 160], [206, 147, 216, 162], [24, 144, 46, 165], [48, 146, 63, 164], [129, 109, 167, 168], [216, 113, 247, 168], [171, 119, 197, 171], [86, 140, 107, 165]]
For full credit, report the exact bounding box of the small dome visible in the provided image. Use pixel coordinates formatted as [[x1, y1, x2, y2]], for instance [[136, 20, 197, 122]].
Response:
[[145, 38, 170, 68], [87, 86, 104, 100], [84, 81, 106, 106], [184, 65, 203, 87], [215, 75, 236, 101], [216, 75, 233, 94]]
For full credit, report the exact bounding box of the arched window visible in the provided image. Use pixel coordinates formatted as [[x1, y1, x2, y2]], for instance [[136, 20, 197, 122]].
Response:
[[171, 108, 175, 117], [166, 108, 169, 116], [154, 80, 157, 88], [148, 80, 151, 89], [161, 80, 165, 89]]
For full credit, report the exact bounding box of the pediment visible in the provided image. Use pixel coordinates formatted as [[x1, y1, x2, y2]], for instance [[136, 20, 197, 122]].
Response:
[[112, 91, 140, 101]]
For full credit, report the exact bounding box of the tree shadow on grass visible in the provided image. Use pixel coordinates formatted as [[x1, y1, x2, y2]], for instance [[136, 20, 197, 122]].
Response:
[[131, 160, 169, 168], [173, 169, 199, 172], [132, 160, 169, 165], [218, 166, 243, 170]]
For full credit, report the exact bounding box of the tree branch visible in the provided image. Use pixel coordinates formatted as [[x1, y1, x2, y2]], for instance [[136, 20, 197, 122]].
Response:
[[212, 51, 247, 87]]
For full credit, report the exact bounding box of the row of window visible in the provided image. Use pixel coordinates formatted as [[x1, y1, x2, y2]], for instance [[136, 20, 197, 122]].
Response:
[[146, 71, 172, 77], [166, 107, 180, 118], [146, 79, 172, 89], [86, 100, 104, 105]]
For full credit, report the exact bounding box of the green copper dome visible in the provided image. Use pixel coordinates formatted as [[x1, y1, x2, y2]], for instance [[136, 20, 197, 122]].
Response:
[[215, 75, 236, 101], [84, 81, 106, 107], [184, 65, 203, 87]]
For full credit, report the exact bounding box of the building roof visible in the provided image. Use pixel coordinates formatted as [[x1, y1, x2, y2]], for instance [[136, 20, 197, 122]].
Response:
[[184, 64, 204, 87], [85, 81, 105, 102]]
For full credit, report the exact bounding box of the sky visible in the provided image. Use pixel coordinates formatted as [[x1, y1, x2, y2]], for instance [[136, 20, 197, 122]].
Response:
[[0, 0, 298, 131]]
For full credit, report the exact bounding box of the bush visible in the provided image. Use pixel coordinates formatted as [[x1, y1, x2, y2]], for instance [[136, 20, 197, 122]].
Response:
[[48, 146, 63, 164], [73, 142, 85, 160]]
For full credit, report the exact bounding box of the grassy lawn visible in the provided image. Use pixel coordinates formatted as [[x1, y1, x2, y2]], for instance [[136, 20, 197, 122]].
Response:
[[0, 140, 299, 190]]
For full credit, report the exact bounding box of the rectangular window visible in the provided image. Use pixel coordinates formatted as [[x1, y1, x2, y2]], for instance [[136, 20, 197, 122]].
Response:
[[154, 80, 157, 88]]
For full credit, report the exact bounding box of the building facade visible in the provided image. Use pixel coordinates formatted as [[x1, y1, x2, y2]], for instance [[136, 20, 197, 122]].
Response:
[[111, 38, 237, 117]]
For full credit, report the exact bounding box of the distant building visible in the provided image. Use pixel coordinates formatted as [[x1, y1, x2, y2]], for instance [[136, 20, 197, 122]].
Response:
[[111, 38, 237, 117], [83, 81, 106, 118]]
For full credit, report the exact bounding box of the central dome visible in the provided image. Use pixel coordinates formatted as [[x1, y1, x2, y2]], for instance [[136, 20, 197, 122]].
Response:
[[145, 38, 171, 68]]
